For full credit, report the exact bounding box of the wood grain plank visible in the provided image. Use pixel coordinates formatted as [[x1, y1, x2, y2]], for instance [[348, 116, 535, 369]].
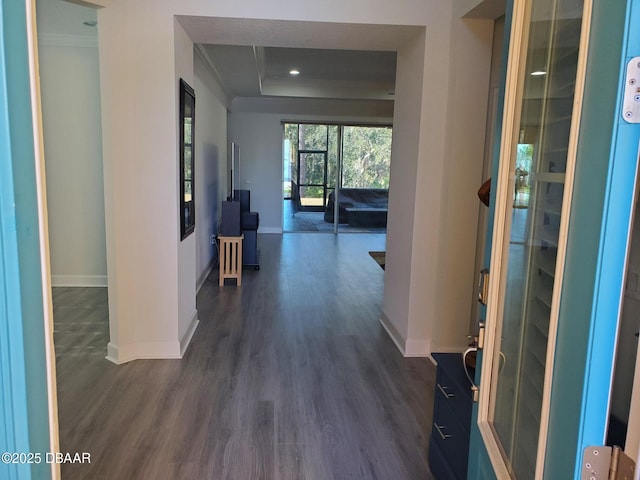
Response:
[[54, 233, 436, 479]]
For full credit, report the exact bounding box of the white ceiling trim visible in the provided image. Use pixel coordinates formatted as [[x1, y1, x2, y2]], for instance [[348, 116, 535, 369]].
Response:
[[253, 46, 266, 95], [260, 78, 394, 100], [193, 44, 232, 106], [177, 16, 422, 51]]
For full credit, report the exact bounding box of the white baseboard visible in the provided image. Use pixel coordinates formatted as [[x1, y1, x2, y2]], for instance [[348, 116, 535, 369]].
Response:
[[52, 275, 107, 287], [180, 312, 199, 356], [105, 343, 119, 364], [197, 259, 216, 292], [105, 312, 199, 365], [258, 227, 282, 234], [105, 340, 182, 365], [404, 339, 431, 357], [379, 312, 406, 354], [379, 312, 431, 358]]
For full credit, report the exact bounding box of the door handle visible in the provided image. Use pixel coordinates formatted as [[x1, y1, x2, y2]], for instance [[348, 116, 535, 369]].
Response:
[[437, 383, 455, 399], [434, 423, 451, 440]]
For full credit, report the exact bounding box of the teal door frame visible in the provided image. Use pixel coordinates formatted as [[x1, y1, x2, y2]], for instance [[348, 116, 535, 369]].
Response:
[[546, 0, 640, 475], [467, 0, 513, 475], [0, 1, 57, 479], [468, 0, 640, 478]]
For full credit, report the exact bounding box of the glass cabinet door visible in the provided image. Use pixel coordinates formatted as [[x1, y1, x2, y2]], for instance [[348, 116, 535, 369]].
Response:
[[480, 0, 588, 477]]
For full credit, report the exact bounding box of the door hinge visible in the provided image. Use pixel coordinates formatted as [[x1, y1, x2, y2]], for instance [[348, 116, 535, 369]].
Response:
[[582, 446, 636, 480], [622, 57, 640, 124], [471, 385, 479, 403], [477, 322, 485, 349], [467, 322, 485, 350], [478, 269, 490, 305]]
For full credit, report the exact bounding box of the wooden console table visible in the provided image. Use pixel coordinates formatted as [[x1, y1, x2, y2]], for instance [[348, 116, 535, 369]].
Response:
[[218, 235, 243, 286]]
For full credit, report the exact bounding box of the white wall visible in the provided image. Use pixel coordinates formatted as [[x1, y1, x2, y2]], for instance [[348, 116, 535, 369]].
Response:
[[228, 113, 283, 232], [194, 50, 229, 288], [382, 8, 495, 355], [430, 17, 495, 351], [37, 10, 107, 287], [175, 19, 199, 351], [381, 30, 426, 349], [99, 1, 183, 363]]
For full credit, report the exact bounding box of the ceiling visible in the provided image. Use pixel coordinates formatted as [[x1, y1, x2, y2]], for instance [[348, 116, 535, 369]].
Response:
[[44, 2, 415, 105], [179, 16, 421, 105], [199, 44, 397, 101]]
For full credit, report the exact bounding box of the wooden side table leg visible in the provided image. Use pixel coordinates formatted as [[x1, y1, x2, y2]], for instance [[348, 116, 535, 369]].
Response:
[[237, 239, 243, 286]]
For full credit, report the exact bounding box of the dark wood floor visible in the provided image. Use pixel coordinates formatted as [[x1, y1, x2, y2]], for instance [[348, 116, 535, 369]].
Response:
[[54, 233, 436, 480]]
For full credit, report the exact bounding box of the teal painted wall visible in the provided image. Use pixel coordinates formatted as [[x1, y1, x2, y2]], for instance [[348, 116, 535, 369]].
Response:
[[0, 0, 53, 478]]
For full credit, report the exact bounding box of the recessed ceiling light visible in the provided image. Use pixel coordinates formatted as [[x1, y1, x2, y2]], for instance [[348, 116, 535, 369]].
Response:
[[531, 70, 547, 76], [82, 20, 97, 27], [289, 69, 300, 76]]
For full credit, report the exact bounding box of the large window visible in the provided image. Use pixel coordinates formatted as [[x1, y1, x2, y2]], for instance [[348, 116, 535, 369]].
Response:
[[283, 123, 392, 207], [341, 126, 392, 189], [283, 122, 392, 233]]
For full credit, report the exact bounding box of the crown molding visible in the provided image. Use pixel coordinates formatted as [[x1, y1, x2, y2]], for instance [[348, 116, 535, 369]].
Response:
[[194, 44, 232, 106]]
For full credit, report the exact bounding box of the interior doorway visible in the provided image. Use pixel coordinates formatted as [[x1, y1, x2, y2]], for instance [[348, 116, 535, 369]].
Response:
[[36, 0, 111, 466]]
